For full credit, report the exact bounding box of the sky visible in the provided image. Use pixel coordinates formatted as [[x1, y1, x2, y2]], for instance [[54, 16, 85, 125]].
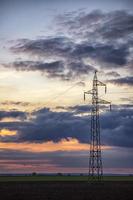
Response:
[[0, 0, 133, 174]]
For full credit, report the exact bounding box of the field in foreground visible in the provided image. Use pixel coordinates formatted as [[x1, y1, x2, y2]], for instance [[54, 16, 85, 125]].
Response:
[[0, 181, 133, 200]]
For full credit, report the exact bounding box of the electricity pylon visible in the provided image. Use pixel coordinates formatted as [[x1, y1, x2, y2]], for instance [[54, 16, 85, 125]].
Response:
[[84, 70, 111, 181]]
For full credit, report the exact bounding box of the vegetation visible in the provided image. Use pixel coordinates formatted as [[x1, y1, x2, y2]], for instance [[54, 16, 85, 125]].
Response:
[[0, 175, 133, 182]]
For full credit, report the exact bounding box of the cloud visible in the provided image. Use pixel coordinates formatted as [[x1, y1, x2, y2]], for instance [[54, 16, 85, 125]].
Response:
[[3, 60, 67, 79], [68, 105, 92, 114], [56, 10, 133, 41], [108, 76, 133, 86], [4, 61, 64, 73], [3, 60, 94, 80], [0, 105, 133, 148], [0, 147, 133, 173], [97, 10, 133, 40], [101, 108, 133, 147], [0, 101, 30, 106], [10, 37, 129, 67], [3, 37, 95, 80], [0, 107, 89, 143], [0, 110, 27, 121], [2, 10, 131, 79], [105, 71, 120, 77], [72, 43, 129, 66], [10, 37, 74, 57], [8, 37, 129, 79], [1, 10, 132, 82], [56, 10, 133, 70]]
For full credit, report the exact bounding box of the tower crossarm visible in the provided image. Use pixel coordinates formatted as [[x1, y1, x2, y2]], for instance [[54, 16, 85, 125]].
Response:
[[97, 80, 107, 93], [84, 90, 93, 100], [98, 98, 111, 110]]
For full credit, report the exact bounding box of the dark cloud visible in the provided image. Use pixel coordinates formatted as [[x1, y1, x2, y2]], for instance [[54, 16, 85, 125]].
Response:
[[101, 108, 133, 147], [8, 37, 130, 79], [108, 76, 133, 86], [3, 60, 94, 80], [5, 60, 64, 73], [1, 10, 132, 82], [56, 10, 133, 41], [6, 10, 133, 78], [0, 110, 27, 121], [10, 37, 74, 57], [98, 11, 133, 40], [3, 60, 67, 79], [68, 105, 91, 114], [10, 37, 129, 67], [72, 43, 129, 66], [0, 105, 133, 148], [56, 10, 133, 71], [3, 38, 95, 80], [67, 61, 94, 78], [8, 37, 129, 79], [0, 107, 89, 143]]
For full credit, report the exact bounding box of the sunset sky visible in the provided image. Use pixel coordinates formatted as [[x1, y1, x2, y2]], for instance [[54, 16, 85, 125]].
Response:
[[0, 0, 133, 174]]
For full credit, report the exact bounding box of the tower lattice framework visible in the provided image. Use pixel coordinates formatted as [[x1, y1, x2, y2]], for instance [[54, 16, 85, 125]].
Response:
[[84, 71, 111, 181]]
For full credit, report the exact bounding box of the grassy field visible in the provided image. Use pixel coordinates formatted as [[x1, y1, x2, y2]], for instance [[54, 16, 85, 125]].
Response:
[[0, 175, 133, 182]]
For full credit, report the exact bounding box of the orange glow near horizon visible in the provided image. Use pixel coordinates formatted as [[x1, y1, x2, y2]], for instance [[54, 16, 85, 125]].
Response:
[[0, 138, 111, 152]]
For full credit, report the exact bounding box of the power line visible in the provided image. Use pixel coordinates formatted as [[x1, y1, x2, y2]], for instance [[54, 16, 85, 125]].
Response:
[[44, 81, 84, 105]]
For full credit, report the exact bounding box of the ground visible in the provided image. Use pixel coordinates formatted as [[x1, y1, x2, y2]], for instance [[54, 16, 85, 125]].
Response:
[[0, 176, 133, 200], [0, 181, 133, 200]]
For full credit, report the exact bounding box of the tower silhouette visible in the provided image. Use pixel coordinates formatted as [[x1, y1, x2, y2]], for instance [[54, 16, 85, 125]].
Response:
[[84, 71, 111, 181]]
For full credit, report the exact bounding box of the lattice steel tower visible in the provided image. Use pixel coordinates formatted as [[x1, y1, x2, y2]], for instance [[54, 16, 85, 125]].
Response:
[[84, 70, 111, 181]]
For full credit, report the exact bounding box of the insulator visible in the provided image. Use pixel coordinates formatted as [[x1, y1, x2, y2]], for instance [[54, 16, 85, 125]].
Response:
[[105, 86, 107, 93], [84, 93, 85, 101], [110, 104, 111, 111]]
